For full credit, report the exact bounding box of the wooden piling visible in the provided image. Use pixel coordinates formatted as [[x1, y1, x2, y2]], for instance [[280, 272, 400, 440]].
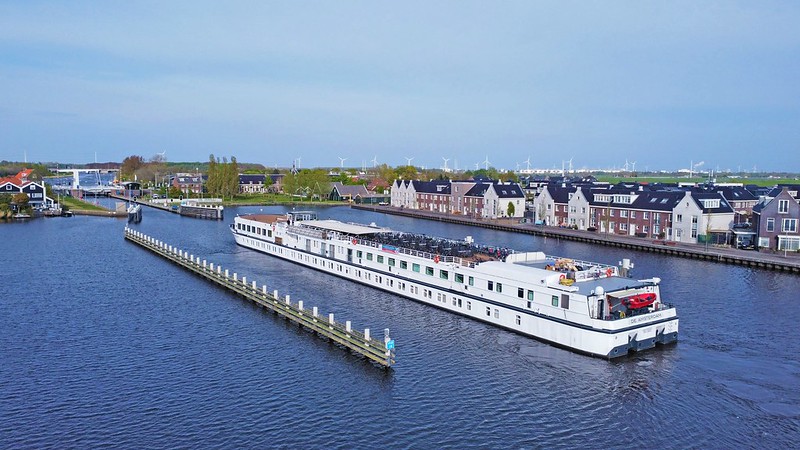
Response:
[[124, 227, 396, 368]]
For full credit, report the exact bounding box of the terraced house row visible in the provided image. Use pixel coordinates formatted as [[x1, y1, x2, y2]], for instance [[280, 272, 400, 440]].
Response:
[[532, 180, 800, 252], [391, 179, 526, 219]]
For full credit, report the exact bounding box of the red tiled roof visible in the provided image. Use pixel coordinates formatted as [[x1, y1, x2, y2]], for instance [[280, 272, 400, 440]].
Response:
[[0, 168, 33, 187]]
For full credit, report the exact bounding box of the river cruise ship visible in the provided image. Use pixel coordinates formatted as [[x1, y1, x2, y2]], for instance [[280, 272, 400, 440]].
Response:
[[230, 211, 678, 358]]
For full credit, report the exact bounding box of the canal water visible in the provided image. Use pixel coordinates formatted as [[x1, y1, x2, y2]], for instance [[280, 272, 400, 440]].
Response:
[[2, 205, 798, 448]]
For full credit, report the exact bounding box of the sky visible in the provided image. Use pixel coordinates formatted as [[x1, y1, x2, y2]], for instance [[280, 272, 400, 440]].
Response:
[[1, 1, 799, 172]]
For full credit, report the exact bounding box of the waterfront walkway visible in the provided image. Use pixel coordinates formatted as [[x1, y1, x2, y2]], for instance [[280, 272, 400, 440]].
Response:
[[352, 205, 800, 274]]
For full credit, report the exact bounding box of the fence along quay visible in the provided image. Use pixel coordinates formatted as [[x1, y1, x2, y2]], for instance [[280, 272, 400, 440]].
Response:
[[124, 227, 396, 368]]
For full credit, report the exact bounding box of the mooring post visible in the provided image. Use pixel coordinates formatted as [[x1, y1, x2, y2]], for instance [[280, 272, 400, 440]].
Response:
[[285, 294, 291, 304], [298, 300, 303, 311], [252, 281, 257, 290], [312, 306, 318, 317], [233, 273, 238, 282], [262, 285, 267, 295], [346, 321, 352, 332], [329, 313, 334, 325], [364, 328, 370, 341], [273, 290, 278, 300], [241, 276, 246, 285], [225, 269, 229, 278]]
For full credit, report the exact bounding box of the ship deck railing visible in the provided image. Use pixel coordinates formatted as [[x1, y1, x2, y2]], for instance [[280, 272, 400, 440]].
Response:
[[348, 235, 476, 267]]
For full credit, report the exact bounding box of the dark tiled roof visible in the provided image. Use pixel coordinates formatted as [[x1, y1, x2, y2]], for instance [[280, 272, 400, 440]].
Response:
[[415, 181, 451, 194], [619, 191, 685, 212], [465, 183, 490, 197], [546, 185, 577, 203], [331, 182, 369, 196], [239, 174, 266, 184], [493, 183, 524, 198], [690, 192, 735, 213]]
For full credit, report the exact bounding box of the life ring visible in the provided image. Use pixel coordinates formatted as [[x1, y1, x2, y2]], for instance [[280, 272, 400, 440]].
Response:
[[434, 255, 440, 264], [620, 311, 626, 319], [559, 273, 566, 280], [352, 238, 357, 245], [606, 268, 613, 277]]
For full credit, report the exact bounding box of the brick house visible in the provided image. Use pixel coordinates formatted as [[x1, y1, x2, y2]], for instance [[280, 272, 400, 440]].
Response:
[[752, 186, 800, 251]]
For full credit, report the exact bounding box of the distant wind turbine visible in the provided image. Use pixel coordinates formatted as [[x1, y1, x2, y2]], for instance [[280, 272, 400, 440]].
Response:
[[338, 156, 347, 168], [483, 156, 491, 170], [442, 157, 450, 171], [371, 155, 378, 168], [524, 156, 531, 171], [405, 156, 414, 166]]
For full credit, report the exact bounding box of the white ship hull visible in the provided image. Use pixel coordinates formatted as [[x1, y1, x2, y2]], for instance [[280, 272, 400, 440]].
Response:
[[231, 213, 678, 358]]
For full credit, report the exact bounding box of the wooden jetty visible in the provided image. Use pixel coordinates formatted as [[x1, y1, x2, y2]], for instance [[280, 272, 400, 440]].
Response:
[[124, 227, 396, 368]]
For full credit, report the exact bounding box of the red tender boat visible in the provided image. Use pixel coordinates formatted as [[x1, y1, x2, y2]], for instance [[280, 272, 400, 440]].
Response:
[[622, 293, 657, 309]]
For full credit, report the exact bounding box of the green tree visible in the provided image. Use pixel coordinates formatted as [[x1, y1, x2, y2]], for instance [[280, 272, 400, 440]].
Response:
[[507, 201, 515, 217], [227, 156, 239, 199], [11, 193, 30, 211], [120, 155, 145, 180]]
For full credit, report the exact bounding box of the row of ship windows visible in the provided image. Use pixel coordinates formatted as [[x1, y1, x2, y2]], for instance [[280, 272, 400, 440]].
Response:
[[248, 238, 548, 327], [237, 223, 273, 238], [245, 237, 569, 311], [356, 250, 569, 308]]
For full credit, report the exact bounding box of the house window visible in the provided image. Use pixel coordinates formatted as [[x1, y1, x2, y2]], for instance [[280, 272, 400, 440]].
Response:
[[367, 253, 373, 261], [778, 199, 789, 213], [609, 210, 615, 217], [779, 236, 800, 251], [676, 214, 683, 223], [468, 276, 474, 286], [425, 266, 434, 276], [377, 255, 384, 263], [621, 210, 628, 218], [620, 223, 628, 231], [527, 290, 534, 301], [643, 212, 649, 219], [496, 283, 502, 293], [518, 287, 524, 298], [455, 273, 464, 283], [630, 211, 636, 219], [487, 280, 494, 291], [783, 219, 798, 233], [412, 263, 420, 272], [439, 270, 449, 279], [400, 261, 407, 269], [767, 218, 775, 232], [388, 258, 396, 266], [551, 296, 559, 307]]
